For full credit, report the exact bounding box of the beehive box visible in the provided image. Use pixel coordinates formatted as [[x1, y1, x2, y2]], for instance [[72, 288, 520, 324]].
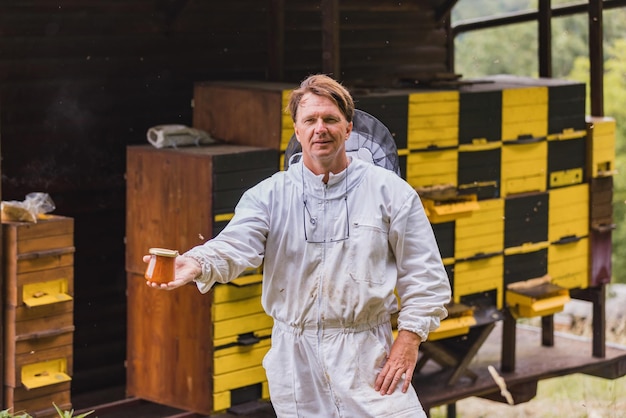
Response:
[[458, 82, 502, 145], [192, 80, 295, 152], [126, 145, 278, 414], [2, 215, 75, 416], [457, 143, 502, 199], [586, 116, 616, 178], [547, 130, 586, 189], [353, 89, 411, 150], [408, 89, 459, 150]]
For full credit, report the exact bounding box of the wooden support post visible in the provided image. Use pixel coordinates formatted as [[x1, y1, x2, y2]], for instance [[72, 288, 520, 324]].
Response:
[[321, 0, 340, 77], [501, 309, 517, 372], [538, 0, 552, 77], [570, 285, 606, 358], [588, 0, 604, 116], [541, 315, 554, 347], [446, 403, 457, 418], [268, 0, 285, 81]]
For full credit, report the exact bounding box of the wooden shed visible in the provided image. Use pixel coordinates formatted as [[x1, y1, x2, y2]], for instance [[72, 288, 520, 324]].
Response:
[[0, 1, 624, 417]]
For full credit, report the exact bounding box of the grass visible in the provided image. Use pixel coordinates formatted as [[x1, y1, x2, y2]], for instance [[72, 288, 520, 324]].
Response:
[[429, 373, 626, 417]]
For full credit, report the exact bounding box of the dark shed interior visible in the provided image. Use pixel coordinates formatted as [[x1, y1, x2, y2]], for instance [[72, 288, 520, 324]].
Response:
[[1, 0, 457, 400]]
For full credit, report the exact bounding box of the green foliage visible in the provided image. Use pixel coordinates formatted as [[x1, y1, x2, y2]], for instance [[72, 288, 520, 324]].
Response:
[[0, 404, 94, 418], [52, 403, 94, 418], [452, 2, 626, 79], [0, 410, 30, 418]]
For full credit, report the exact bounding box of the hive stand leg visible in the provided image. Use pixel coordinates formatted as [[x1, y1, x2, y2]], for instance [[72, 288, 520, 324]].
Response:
[[447, 322, 496, 385], [571, 284, 606, 358], [446, 403, 456, 418], [501, 309, 516, 372], [541, 315, 554, 347]]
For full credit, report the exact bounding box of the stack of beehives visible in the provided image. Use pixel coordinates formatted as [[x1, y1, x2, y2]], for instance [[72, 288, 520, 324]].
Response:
[[2, 215, 75, 417]]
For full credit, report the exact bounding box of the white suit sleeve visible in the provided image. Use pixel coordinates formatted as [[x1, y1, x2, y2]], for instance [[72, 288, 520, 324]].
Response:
[[183, 186, 269, 294], [392, 190, 451, 341]]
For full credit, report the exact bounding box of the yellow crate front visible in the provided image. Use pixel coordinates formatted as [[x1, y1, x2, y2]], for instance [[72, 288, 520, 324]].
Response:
[[211, 275, 273, 412], [453, 254, 504, 309], [501, 139, 547, 196], [506, 281, 570, 319], [281, 89, 295, 151], [422, 195, 479, 224], [501, 86, 548, 142], [212, 339, 272, 412], [408, 90, 459, 150], [548, 183, 589, 243], [212, 274, 273, 348], [548, 236, 589, 290], [586, 115, 617, 177], [406, 148, 458, 189], [455, 198, 504, 260]]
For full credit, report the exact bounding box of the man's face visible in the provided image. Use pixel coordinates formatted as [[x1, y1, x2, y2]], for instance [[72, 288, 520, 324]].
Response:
[[294, 92, 352, 170]]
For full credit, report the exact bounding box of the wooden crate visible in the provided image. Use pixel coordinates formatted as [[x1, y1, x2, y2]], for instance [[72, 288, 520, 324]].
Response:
[[192, 80, 296, 151], [125, 144, 278, 275], [126, 145, 277, 414]]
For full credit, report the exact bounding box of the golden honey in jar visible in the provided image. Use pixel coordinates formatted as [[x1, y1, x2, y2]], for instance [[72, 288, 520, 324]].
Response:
[[145, 248, 179, 284]]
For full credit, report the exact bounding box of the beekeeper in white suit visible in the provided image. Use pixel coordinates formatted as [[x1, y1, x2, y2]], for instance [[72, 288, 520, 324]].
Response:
[[146, 74, 451, 417]]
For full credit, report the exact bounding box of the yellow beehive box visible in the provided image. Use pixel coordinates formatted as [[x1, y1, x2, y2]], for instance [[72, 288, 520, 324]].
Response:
[[548, 236, 589, 290], [506, 275, 570, 318], [406, 148, 458, 189], [455, 198, 504, 260], [454, 254, 504, 309], [408, 90, 459, 150], [501, 139, 547, 196], [501, 86, 548, 142], [421, 194, 479, 224], [428, 303, 477, 341], [548, 183, 589, 242]]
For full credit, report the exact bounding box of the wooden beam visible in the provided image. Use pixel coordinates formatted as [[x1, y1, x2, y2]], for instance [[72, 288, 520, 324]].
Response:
[[434, 0, 459, 23], [589, 0, 604, 116], [538, 0, 552, 78], [321, 0, 340, 78], [268, 0, 285, 81], [155, 0, 192, 28]]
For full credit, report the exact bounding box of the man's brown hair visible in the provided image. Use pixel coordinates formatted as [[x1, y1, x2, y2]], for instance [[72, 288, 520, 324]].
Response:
[[287, 74, 355, 123]]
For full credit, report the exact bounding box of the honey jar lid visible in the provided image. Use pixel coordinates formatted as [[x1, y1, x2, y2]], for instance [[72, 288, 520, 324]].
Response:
[[149, 247, 179, 257]]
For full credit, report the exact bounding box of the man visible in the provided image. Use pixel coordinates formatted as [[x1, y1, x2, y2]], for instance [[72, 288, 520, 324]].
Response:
[[146, 74, 451, 417]]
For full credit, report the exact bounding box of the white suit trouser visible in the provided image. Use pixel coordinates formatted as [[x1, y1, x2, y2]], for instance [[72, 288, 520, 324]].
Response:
[[263, 320, 427, 418]]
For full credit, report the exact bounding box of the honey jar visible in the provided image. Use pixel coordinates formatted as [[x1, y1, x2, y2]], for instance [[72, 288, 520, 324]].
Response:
[[145, 248, 179, 284]]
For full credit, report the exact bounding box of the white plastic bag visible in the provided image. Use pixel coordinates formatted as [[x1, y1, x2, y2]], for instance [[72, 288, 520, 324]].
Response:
[[1, 192, 56, 223]]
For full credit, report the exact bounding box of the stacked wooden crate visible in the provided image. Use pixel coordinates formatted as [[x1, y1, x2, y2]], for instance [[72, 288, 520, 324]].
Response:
[[125, 144, 278, 414], [192, 80, 295, 168], [2, 215, 75, 417]]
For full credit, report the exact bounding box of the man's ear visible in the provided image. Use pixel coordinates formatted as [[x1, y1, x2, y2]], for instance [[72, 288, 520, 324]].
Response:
[[294, 124, 301, 143], [346, 121, 353, 139]]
